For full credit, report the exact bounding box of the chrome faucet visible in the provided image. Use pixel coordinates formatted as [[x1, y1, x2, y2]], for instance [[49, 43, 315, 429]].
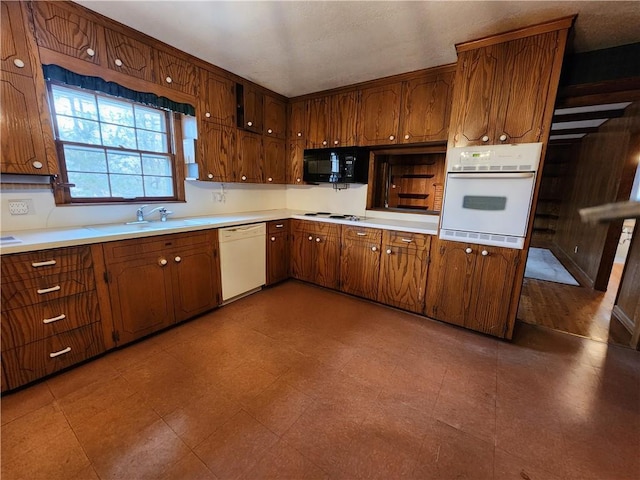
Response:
[[135, 205, 149, 222], [135, 205, 173, 222]]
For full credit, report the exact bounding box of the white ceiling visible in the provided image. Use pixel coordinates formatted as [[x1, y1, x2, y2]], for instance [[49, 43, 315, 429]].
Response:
[[76, 1, 640, 98]]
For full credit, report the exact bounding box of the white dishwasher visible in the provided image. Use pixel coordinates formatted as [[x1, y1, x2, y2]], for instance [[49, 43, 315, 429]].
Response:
[[218, 223, 266, 303]]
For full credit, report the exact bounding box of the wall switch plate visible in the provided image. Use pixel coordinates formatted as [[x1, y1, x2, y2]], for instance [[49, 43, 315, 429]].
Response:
[[8, 199, 34, 215]]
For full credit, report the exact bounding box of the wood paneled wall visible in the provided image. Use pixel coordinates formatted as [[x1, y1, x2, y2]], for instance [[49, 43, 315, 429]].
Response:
[[553, 102, 640, 289]]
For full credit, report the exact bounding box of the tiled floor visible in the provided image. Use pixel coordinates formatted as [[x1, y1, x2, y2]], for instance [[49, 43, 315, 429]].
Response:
[[2, 281, 639, 480]]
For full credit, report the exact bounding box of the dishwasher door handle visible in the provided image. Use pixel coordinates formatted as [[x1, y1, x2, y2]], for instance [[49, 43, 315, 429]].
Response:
[[225, 224, 264, 233]]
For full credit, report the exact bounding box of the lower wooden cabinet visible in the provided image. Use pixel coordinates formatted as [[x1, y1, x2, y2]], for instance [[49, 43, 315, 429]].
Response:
[[377, 231, 430, 313], [103, 230, 220, 345], [340, 226, 382, 300], [267, 220, 290, 285], [290, 220, 340, 289], [426, 238, 519, 337]]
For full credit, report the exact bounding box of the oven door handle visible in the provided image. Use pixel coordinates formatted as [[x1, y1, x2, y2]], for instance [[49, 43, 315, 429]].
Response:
[[448, 172, 535, 179]]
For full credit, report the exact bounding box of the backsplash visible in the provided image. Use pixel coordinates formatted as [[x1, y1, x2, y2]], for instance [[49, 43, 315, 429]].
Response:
[[285, 183, 368, 215]]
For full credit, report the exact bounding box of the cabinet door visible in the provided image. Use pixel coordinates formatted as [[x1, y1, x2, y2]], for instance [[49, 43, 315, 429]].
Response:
[[236, 131, 264, 183], [0, 71, 50, 174], [290, 229, 314, 283], [400, 71, 454, 144], [104, 28, 154, 82], [267, 231, 290, 285], [448, 46, 499, 147], [31, 1, 101, 65], [307, 96, 331, 148], [264, 137, 286, 184], [467, 246, 519, 337], [242, 85, 264, 133], [357, 83, 402, 146], [493, 32, 558, 144], [314, 233, 340, 290], [286, 139, 304, 185], [1, 2, 34, 77], [288, 100, 307, 140], [171, 242, 220, 323], [264, 95, 287, 138], [340, 238, 381, 300], [425, 239, 475, 326], [156, 50, 198, 96], [199, 121, 235, 182], [201, 71, 235, 126], [331, 91, 359, 147], [107, 255, 174, 345]]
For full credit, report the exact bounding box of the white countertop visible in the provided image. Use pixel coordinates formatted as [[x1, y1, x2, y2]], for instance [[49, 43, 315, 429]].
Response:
[[0, 209, 439, 255]]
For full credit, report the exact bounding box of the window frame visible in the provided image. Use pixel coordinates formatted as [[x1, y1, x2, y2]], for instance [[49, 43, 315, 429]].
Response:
[[47, 81, 186, 205]]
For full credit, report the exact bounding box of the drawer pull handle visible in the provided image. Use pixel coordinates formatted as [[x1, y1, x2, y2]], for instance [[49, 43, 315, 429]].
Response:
[[276, 224, 284, 228], [32, 260, 56, 267], [43, 314, 66, 324], [356, 232, 367, 236], [401, 238, 413, 243], [49, 347, 71, 358], [37, 285, 61, 295]]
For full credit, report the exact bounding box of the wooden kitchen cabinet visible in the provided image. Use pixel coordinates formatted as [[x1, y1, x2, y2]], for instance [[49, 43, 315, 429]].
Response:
[[200, 70, 236, 126], [102, 230, 220, 345], [357, 82, 402, 146], [340, 226, 382, 300], [104, 28, 154, 82], [264, 94, 287, 138], [331, 91, 359, 147], [267, 220, 290, 285], [199, 121, 236, 182], [426, 238, 519, 337], [155, 49, 198, 96], [286, 139, 305, 185], [236, 130, 264, 183], [288, 99, 307, 140], [377, 231, 431, 313], [286, 100, 307, 185], [264, 137, 286, 184], [239, 83, 264, 133], [1, 1, 35, 77], [290, 220, 341, 289], [307, 96, 331, 148]]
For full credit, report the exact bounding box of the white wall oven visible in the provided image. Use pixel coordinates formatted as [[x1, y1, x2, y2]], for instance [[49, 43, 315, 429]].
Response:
[[439, 143, 543, 249]]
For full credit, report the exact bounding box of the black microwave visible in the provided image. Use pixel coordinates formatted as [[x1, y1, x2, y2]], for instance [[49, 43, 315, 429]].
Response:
[[303, 147, 370, 184]]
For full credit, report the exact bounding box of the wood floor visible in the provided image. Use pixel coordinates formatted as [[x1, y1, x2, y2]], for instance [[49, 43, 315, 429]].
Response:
[[518, 262, 628, 346]]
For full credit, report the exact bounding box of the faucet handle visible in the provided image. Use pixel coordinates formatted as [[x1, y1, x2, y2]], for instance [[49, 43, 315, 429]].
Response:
[[159, 208, 173, 222]]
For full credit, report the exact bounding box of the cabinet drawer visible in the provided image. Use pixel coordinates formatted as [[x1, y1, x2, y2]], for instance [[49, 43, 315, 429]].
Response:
[[102, 230, 213, 260], [384, 231, 431, 250], [268, 220, 289, 234], [342, 226, 382, 243], [292, 220, 341, 237], [1, 246, 92, 283], [2, 292, 100, 350], [2, 322, 105, 391], [1, 268, 96, 311]]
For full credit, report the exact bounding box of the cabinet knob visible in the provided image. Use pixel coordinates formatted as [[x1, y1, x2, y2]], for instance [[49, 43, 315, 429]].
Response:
[[316, 237, 321, 242], [271, 236, 276, 242], [371, 246, 378, 252], [404, 134, 410, 140], [268, 177, 273, 182], [386, 249, 392, 254], [267, 129, 273, 134], [334, 140, 339, 145], [115, 58, 123, 67], [32, 161, 43, 169], [247, 121, 253, 127], [208, 173, 214, 179], [308, 235, 313, 241], [159, 258, 168, 266], [175, 256, 182, 263], [465, 248, 473, 254], [86, 48, 95, 57], [322, 140, 328, 146], [481, 250, 489, 256], [482, 135, 489, 142], [13, 58, 25, 68], [165, 76, 172, 84], [389, 135, 395, 141], [499, 134, 507, 142], [297, 132, 302, 137], [205, 112, 211, 118], [241, 175, 247, 181], [296, 178, 301, 183]]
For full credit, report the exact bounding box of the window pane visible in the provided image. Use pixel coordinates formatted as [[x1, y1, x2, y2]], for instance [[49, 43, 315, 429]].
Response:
[[137, 130, 167, 153], [107, 151, 142, 174], [135, 106, 166, 132], [142, 155, 172, 176], [68, 172, 111, 198], [57, 117, 101, 144], [144, 176, 174, 197], [101, 124, 137, 149], [63, 146, 107, 173], [52, 85, 98, 120], [98, 97, 134, 126], [111, 174, 144, 198]]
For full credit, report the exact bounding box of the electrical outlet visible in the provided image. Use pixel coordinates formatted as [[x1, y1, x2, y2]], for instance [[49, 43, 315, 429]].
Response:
[[8, 199, 34, 215]]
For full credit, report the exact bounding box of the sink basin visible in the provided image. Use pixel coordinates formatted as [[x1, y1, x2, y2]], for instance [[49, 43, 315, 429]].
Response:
[[84, 218, 199, 234]]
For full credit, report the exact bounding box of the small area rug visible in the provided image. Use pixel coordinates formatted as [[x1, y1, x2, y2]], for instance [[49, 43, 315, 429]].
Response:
[[524, 247, 579, 286]]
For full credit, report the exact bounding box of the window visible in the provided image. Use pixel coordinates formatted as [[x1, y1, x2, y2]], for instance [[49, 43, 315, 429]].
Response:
[[49, 83, 181, 203]]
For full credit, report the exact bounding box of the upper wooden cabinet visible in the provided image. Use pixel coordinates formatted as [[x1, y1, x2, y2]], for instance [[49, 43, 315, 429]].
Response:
[[236, 130, 264, 183], [264, 137, 286, 184], [288, 100, 307, 140], [31, 1, 102, 65], [357, 82, 402, 146], [155, 49, 198, 96], [104, 28, 154, 82], [331, 91, 359, 147], [449, 25, 568, 146], [286, 139, 305, 185], [307, 96, 331, 148], [1, 2, 34, 77], [200, 70, 236, 126], [400, 70, 454, 144], [238, 83, 264, 133], [264, 95, 287, 138], [198, 121, 236, 182]]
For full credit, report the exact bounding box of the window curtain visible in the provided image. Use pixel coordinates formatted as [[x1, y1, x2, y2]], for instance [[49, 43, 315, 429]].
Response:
[[43, 64, 195, 116]]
